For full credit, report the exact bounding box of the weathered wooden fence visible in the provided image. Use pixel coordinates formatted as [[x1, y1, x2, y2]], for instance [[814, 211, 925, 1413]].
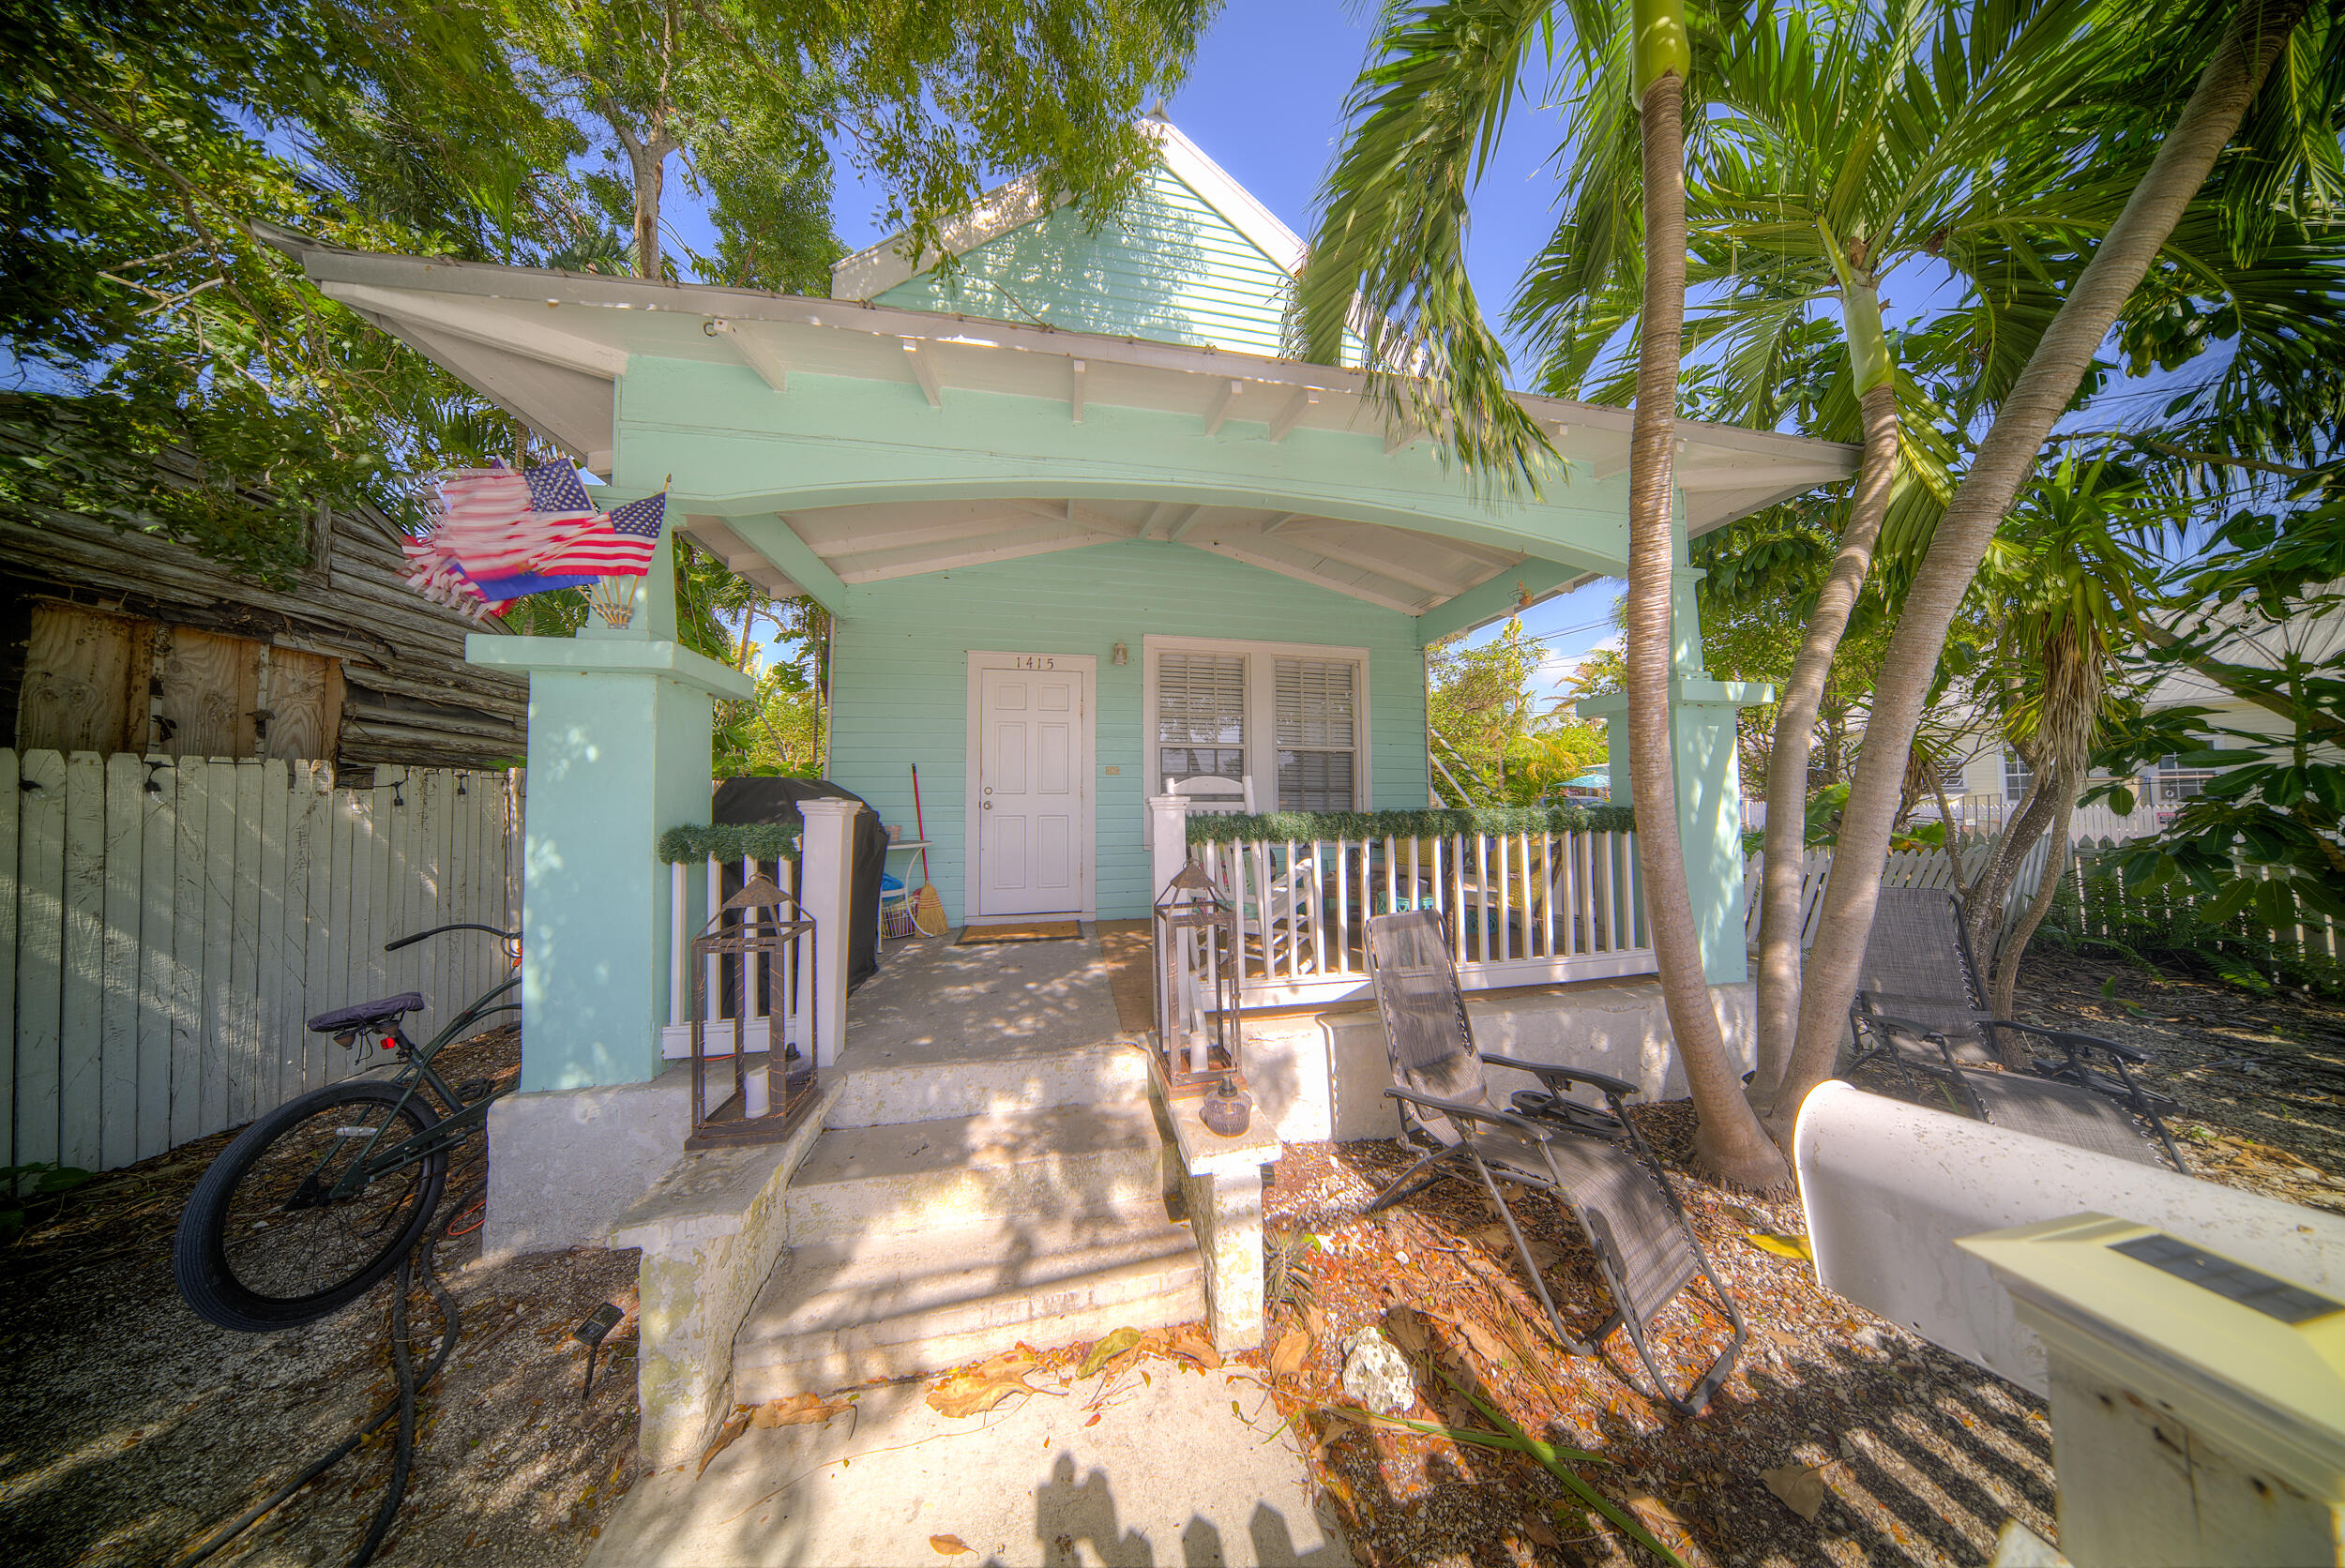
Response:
[[2053, 837, 2341, 974], [1744, 835, 2056, 952], [3, 750, 522, 1172]]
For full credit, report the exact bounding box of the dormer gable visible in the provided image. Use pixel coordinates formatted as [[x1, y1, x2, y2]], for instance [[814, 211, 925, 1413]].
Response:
[[829, 119, 1305, 358]]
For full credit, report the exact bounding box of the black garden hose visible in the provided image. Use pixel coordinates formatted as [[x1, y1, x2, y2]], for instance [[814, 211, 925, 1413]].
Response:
[[176, 1183, 472, 1568]]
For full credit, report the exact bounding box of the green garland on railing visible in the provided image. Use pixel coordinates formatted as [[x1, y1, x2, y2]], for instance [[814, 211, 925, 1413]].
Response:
[[1184, 804, 1637, 845], [657, 822, 802, 864]]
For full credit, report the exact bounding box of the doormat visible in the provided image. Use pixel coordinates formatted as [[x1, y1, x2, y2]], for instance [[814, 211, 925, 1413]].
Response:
[[955, 920, 1082, 945]]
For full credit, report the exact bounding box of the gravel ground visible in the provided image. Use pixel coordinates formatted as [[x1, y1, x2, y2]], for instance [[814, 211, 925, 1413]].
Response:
[[4, 957, 2338, 1568], [0, 1028, 643, 1568]]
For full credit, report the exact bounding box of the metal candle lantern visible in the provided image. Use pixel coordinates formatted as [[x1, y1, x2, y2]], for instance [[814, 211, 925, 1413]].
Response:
[[1151, 860, 1246, 1098], [687, 874, 818, 1150]]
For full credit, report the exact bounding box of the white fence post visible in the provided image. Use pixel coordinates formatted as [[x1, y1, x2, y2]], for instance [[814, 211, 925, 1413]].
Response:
[[797, 798, 858, 1072]]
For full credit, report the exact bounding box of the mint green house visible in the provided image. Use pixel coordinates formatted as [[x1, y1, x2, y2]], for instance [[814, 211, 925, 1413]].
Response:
[[270, 118, 1852, 1461]]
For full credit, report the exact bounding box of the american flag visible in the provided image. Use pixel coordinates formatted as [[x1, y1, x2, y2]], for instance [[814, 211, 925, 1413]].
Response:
[[536, 490, 666, 576], [469, 569, 599, 599], [433, 463, 597, 577]]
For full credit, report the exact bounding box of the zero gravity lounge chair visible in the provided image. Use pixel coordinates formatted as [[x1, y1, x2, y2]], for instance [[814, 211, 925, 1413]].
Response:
[[1361, 911, 1747, 1417], [1846, 885, 2186, 1168]]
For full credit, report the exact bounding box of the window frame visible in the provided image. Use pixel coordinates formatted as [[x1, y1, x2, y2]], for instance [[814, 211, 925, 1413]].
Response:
[[1142, 634, 1373, 811]]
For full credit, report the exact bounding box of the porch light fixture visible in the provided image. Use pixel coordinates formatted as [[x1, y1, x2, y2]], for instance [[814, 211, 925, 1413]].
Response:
[[1151, 860, 1248, 1101], [687, 873, 820, 1151], [1112, 641, 1127, 666]]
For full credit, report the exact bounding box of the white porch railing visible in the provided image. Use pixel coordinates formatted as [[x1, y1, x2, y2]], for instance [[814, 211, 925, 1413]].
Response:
[[1151, 799, 1658, 1016], [659, 852, 811, 1062]]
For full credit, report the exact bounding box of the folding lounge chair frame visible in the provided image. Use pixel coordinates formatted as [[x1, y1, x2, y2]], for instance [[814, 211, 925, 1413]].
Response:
[[1360, 911, 1747, 1417], [1846, 886, 2186, 1169]]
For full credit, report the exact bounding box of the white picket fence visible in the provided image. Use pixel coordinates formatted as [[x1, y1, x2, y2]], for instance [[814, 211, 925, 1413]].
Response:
[[1175, 825, 1657, 1014], [4, 750, 522, 1172], [1743, 835, 2056, 952]]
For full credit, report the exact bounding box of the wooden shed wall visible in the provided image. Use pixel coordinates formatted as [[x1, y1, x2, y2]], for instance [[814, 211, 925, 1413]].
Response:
[[0, 494, 526, 770]]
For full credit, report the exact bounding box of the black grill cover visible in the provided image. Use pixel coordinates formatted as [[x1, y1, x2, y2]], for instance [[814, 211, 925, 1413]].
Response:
[[712, 777, 886, 993]]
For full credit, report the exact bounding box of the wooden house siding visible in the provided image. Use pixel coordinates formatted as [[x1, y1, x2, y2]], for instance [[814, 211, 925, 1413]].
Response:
[[0, 491, 525, 771], [825, 541, 1430, 920], [870, 164, 1296, 357]]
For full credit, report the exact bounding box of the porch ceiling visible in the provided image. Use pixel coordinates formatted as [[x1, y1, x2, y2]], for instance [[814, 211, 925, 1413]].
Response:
[[689, 497, 1529, 615], [259, 226, 1860, 622]]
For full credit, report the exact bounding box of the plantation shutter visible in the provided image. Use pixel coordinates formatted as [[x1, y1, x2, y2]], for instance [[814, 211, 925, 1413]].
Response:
[[1157, 652, 1247, 783], [1275, 658, 1357, 810]]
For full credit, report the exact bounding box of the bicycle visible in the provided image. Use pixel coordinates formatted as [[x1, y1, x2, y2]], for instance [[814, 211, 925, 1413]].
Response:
[[174, 923, 522, 1333]]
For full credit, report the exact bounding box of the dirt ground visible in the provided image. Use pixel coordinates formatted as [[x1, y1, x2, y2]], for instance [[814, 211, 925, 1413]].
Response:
[[0, 1028, 643, 1568], [3, 955, 2340, 1568]]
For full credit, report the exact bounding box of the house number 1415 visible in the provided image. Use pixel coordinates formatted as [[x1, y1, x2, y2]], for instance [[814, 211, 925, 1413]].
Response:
[[1012, 656, 1057, 670]]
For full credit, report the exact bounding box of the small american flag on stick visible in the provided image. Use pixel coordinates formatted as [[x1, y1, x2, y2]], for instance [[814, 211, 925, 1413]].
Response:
[[537, 489, 667, 576], [436, 463, 598, 577]]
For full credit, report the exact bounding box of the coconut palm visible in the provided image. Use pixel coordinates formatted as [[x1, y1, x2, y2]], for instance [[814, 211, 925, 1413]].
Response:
[[1505, 0, 2124, 1122], [1772, 0, 2337, 1123]]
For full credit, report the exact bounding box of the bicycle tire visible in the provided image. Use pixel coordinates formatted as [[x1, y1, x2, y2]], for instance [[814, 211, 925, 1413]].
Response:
[[174, 1079, 449, 1332]]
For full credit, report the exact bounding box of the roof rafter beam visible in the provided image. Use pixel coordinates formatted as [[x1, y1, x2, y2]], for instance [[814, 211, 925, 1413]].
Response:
[[1259, 512, 1307, 536], [1164, 505, 1204, 542], [1268, 388, 1319, 443], [809, 516, 1037, 555], [1191, 539, 1425, 615], [705, 318, 787, 392], [900, 338, 943, 407], [719, 514, 853, 617], [1263, 527, 1464, 596], [1203, 379, 1241, 436]]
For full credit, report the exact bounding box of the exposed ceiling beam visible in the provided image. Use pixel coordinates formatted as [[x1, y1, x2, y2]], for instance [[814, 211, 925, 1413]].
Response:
[[1263, 526, 1462, 596], [1007, 498, 1074, 524], [1414, 559, 1580, 643], [807, 516, 1033, 555], [1259, 512, 1307, 536], [900, 338, 943, 407], [1191, 538, 1426, 615], [840, 526, 1104, 582], [1068, 357, 1086, 424], [705, 318, 787, 393], [1267, 388, 1319, 443], [1203, 378, 1241, 436], [1163, 505, 1204, 542], [719, 514, 852, 616], [319, 282, 627, 379]]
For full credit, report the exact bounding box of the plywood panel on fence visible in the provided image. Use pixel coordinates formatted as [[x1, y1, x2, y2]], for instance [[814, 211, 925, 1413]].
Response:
[[18, 605, 149, 755], [263, 649, 342, 763], [158, 630, 263, 761]]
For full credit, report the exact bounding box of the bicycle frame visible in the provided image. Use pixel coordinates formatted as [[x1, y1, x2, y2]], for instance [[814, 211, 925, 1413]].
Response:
[[314, 929, 525, 1205]]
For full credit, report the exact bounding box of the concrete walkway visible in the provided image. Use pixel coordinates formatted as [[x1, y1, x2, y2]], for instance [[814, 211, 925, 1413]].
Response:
[[589, 1363, 1350, 1568]]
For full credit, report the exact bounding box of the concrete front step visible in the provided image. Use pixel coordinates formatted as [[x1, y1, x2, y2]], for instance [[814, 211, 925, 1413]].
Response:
[[733, 1214, 1205, 1399], [783, 1102, 1169, 1245], [825, 1039, 1148, 1128]]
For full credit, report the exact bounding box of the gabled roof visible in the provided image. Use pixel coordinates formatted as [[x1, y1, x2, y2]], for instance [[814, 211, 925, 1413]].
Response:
[[830, 118, 1303, 302]]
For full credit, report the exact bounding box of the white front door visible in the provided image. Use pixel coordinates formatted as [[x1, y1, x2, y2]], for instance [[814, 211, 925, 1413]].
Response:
[[972, 657, 1091, 917]]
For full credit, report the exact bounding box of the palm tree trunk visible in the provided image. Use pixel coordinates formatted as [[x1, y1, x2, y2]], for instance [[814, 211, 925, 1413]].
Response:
[[1749, 376, 1897, 1115], [1989, 757, 2078, 1037], [1629, 47, 1790, 1191], [1770, 0, 2312, 1123], [1965, 757, 2058, 977]]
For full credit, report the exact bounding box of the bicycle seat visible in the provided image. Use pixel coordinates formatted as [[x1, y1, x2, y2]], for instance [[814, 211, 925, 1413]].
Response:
[[308, 992, 426, 1033]]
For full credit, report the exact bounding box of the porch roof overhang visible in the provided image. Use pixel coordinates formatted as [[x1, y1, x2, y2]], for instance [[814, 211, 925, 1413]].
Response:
[[262, 225, 1858, 633]]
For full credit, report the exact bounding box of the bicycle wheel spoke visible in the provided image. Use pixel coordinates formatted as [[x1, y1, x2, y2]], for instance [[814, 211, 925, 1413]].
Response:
[[218, 1094, 437, 1304]]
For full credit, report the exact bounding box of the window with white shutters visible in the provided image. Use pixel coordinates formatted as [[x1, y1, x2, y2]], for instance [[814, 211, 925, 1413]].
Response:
[[1275, 657, 1357, 810], [1157, 652, 1246, 784]]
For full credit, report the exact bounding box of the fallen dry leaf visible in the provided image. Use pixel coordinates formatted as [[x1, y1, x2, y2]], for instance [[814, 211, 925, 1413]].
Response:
[[1077, 1327, 1142, 1380], [696, 1408, 751, 1475], [1525, 1515, 1561, 1547], [1741, 1231, 1816, 1262], [749, 1392, 848, 1429], [1170, 1323, 1221, 1370], [1763, 1463, 1830, 1521], [930, 1534, 973, 1556], [1382, 1306, 1428, 1357], [926, 1349, 1061, 1419], [1267, 1328, 1313, 1380], [1626, 1493, 1687, 1537]]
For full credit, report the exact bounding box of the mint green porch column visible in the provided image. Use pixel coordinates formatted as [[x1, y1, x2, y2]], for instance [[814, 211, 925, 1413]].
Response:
[[1577, 536, 1771, 984], [466, 546, 755, 1093]]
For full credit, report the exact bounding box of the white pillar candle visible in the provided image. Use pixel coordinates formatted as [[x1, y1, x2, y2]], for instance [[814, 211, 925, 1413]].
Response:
[[743, 1062, 770, 1120]]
